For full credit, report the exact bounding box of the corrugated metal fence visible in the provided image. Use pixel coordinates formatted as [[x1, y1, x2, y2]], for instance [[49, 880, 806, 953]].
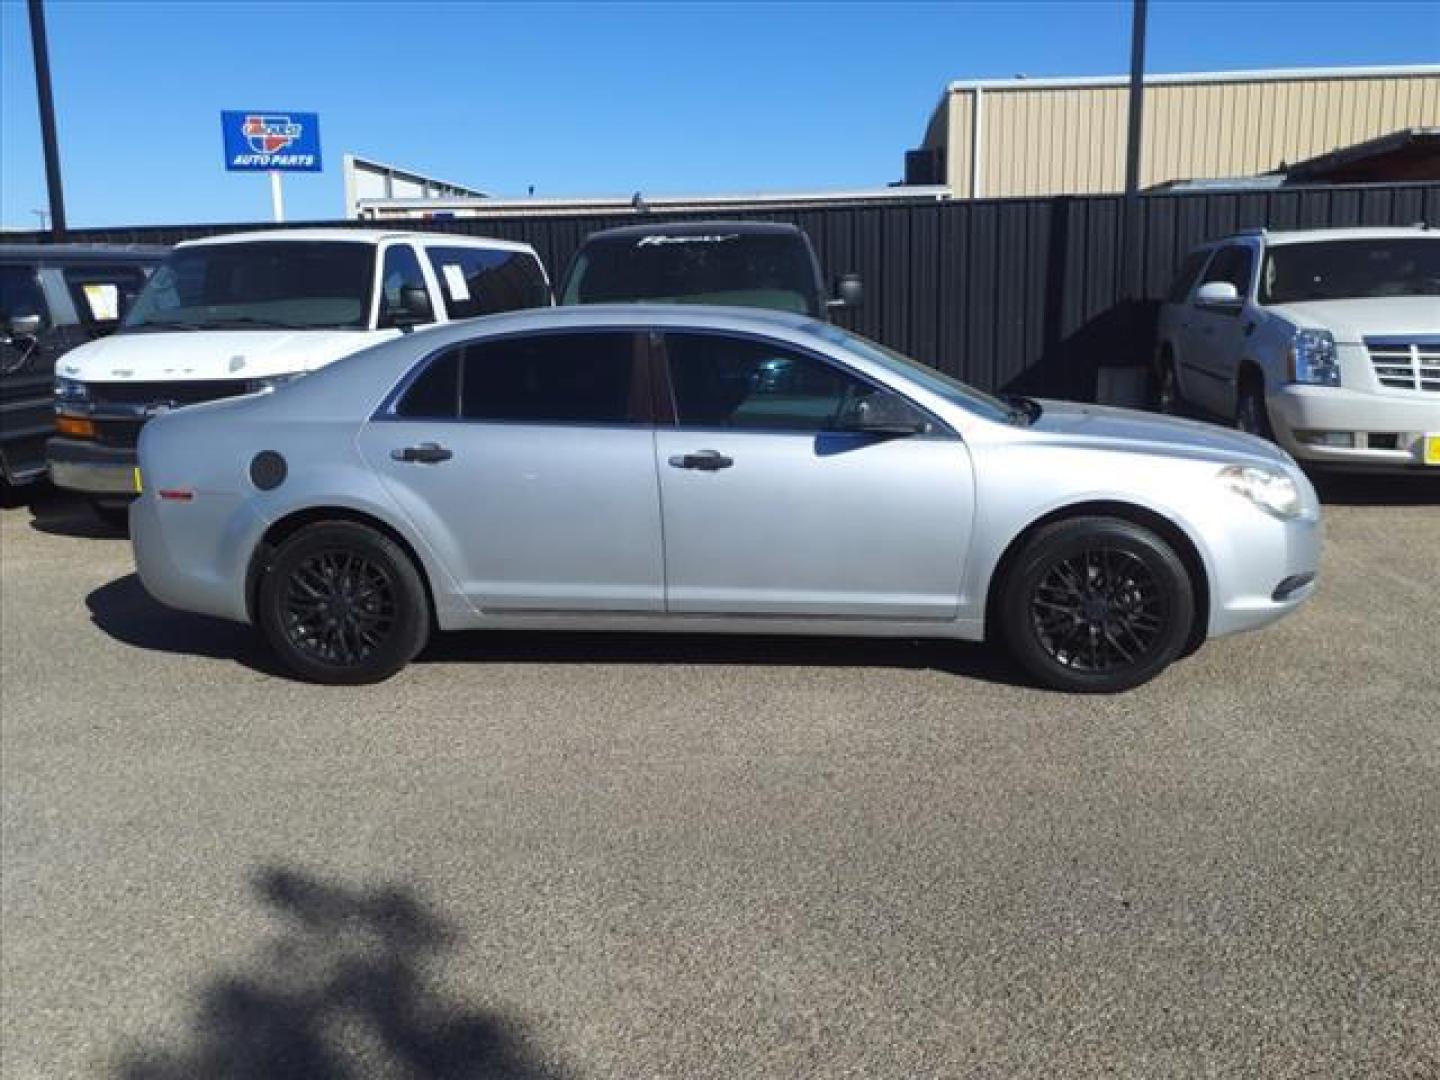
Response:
[[18, 181, 1439, 399]]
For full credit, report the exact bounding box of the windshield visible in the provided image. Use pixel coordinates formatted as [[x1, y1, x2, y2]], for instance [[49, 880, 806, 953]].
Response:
[[123, 241, 376, 331], [805, 323, 1018, 425], [562, 232, 821, 316], [1260, 238, 1440, 304]]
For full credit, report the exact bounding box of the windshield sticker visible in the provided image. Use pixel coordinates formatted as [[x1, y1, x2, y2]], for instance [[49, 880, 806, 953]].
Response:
[[635, 234, 741, 247], [441, 264, 471, 302]]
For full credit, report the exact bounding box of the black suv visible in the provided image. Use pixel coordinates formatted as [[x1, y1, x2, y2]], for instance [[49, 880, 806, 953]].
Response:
[[1, 244, 167, 493]]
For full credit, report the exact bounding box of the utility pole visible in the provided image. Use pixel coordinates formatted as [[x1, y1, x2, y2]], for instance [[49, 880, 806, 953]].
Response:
[[27, 0, 67, 239], [1123, 0, 1148, 301]]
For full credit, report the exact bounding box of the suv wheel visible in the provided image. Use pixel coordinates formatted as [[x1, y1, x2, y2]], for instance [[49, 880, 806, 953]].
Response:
[[998, 517, 1195, 693], [1156, 354, 1181, 414], [257, 521, 430, 684], [1235, 379, 1274, 440]]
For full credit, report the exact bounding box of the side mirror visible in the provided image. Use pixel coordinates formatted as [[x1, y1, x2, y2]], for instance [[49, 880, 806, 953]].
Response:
[[396, 285, 433, 324], [1195, 281, 1242, 308], [5, 313, 43, 340], [828, 273, 864, 310]]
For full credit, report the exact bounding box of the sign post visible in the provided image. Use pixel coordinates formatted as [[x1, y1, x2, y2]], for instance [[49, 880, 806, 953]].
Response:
[[221, 111, 321, 221]]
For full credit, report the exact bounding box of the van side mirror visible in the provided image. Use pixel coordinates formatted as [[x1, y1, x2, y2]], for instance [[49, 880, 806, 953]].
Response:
[[1195, 281, 1241, 308], [828, 273, 864, 310], [395, 285, 433, 325], [5, 313, 42, 340]]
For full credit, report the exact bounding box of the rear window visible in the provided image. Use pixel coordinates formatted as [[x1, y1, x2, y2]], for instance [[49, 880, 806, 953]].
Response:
[[424, 246, 549, 319], [561, 231, 821, 316]]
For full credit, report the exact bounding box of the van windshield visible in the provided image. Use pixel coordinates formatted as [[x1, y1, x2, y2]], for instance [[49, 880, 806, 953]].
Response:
[[562, 232, 820, 316], [1260, 238, 1440, 304], [124, 241, 376, 331]]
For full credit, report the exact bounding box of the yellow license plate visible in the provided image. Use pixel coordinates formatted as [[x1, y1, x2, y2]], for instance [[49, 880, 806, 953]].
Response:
[[1425, 435, 1440, 467], [132, 466, 143, 493]]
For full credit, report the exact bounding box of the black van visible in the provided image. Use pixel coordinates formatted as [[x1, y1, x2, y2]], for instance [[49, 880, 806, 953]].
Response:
[[559, 220, 862, 318], [0, 244, 167, 493]]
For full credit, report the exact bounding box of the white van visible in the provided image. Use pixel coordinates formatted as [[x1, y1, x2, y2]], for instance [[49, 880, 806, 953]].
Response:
[[49, 228, 550, 521]]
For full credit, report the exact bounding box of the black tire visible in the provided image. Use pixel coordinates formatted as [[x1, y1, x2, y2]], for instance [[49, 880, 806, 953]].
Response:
[[257, 521, 430, 685], [1155, 351, 1182, 415], [998, 517, 1195, 693], [90, 499, 132, 532], [1235, 377, 1274, 440]]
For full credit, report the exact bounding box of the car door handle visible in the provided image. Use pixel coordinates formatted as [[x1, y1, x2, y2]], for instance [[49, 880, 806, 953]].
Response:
[[391, 442, 453, 464], [668, 449, 733, 471]]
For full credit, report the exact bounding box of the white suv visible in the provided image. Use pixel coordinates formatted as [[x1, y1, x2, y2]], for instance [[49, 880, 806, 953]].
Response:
[[1155, 226, 1439, 472]]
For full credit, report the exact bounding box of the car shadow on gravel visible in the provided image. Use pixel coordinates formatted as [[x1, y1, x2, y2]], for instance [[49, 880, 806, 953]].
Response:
[[17, 483, 128, 539], [87, 573, 1034, 687], [1310, 472, 1440, 506], [85, 574, 287, 678], [114, 866, 562, 1079]]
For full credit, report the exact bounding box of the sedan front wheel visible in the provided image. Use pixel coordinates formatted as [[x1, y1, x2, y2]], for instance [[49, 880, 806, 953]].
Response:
[[998, 517, 1195, 693]]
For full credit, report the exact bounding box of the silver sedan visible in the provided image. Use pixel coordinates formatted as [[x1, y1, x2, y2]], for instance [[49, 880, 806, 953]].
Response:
[[131, 305, 1321, 691]]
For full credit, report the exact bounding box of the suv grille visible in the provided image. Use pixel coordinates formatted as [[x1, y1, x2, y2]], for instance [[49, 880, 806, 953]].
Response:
[[1366, 338, 1440, 392], [89, 380, 254, 407]]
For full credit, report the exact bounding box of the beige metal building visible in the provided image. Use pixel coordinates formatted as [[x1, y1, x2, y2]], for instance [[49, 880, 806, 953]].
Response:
[[914, 64, 1440, 198]]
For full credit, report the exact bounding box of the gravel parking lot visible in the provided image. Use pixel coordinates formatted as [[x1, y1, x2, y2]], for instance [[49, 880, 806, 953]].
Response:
[[2, 478, 1437, 1080]]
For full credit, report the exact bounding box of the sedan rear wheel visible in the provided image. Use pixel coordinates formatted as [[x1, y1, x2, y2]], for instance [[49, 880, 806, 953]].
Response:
[[998, 517, 1194, 693], [258, 521, 430, 684]]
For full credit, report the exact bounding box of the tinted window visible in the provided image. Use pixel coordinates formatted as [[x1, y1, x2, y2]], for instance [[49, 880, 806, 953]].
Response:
[[377, 244, 435, 329], [461, 332, 640, 424], [0, 265, 48, 327], [64, 265, 148, 330], [1199, 245, 1254, 297], [563, 232, 821, 316], [125, 241, 375, 331], [395, 348, 460, 418], [1166, 251, 1210, 303], [1260, 239, 1440, 304], [425, 247, 549, 319], [665, 332, 881, 432]]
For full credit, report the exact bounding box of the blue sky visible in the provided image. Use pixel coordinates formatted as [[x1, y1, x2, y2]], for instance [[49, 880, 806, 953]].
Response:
[[2, 0, 1436, 228]]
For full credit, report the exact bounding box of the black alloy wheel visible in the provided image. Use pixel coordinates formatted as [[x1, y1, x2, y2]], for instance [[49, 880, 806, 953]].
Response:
[[258, 521, 430, 684], [999, 517, 1194, 693]]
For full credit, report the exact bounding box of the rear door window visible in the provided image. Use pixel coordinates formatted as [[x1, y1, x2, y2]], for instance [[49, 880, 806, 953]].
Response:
[[460, 332, 644, 424], [424, 247, 550, 319]]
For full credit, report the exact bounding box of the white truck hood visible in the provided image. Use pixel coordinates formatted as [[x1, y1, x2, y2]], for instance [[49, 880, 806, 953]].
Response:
[[57, 328, 389, 383], [1264, 296, 1440, 343]]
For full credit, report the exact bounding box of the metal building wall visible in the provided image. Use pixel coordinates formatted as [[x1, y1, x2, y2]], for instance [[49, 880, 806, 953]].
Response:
[[20, 182, 1440, 401], [936, 69, 1440, 197]]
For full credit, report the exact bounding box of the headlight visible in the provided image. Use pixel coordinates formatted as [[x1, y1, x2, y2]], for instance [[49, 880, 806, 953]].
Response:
[[54, 376, 89, 404], [1217, 464, 1303, 519], [1287, 329, 1340, 386], [247, 371, 307, 393]]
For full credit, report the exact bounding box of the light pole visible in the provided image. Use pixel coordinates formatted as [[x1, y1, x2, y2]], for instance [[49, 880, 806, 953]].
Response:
[[26, 0, 67, 239]]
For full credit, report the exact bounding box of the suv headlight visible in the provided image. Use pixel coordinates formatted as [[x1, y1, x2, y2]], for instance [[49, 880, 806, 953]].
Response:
[[247, 371, 307, 393], [1287, 329, 1340, 386], [1217, 464, 1303, 519], [54, 376, 89, 404]]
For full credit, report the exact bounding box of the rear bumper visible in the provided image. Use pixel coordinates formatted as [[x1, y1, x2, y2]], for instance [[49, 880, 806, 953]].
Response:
[[47, 438, 140, 495], [1267, 385, 1440, 471]]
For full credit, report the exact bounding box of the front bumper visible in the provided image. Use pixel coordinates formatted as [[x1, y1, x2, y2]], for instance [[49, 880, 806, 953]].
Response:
[[1206, 503, 1322, 638], [47, 437, 141, 496], [1267, 385, 1440, 471]]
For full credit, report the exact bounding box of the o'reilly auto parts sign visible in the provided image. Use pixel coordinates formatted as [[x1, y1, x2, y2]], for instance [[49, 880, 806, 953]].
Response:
[[221, 111, 321, 171]]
